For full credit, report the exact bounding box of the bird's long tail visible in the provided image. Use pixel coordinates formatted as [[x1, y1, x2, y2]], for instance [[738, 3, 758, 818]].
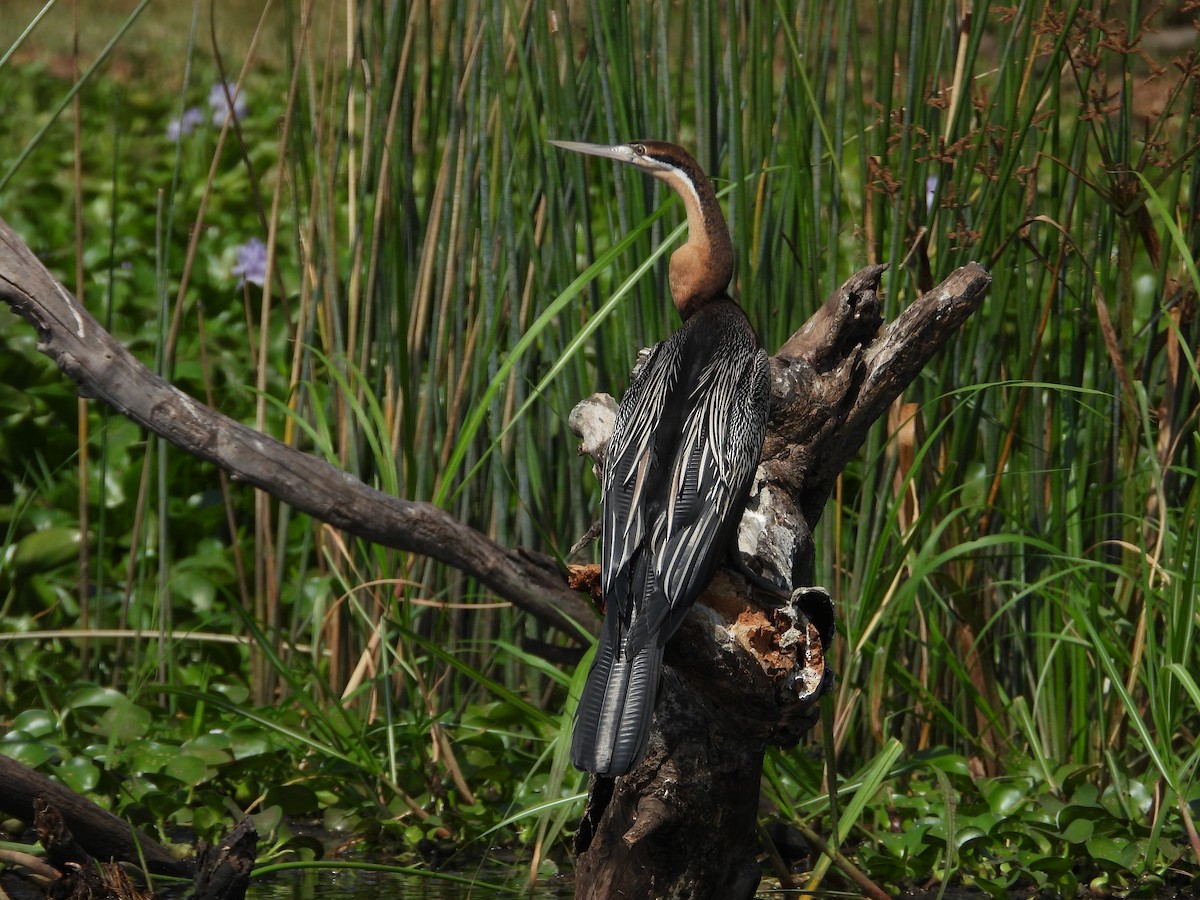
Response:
[[570, 614, 663, 776]]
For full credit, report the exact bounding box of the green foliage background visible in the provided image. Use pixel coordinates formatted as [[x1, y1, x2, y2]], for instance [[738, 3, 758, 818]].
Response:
[[0, 0, 1198, 895]]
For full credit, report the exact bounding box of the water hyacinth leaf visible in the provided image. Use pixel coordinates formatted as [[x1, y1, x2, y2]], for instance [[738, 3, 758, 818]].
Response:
[[1101, 777, 1155, 819], [982, 781, 1028, 817], [169, 567, 218, 614], [210, 682, 251, 706], [1055, 764, 1097, 797], [252, 804, 283, 836], [996, 820, 1052, 855], [129, 740, 176, 774], [1025, 855, 1074, 877], [1086, 835, 1139, 871], [907, 748, 972, 777], [165, 753, 215, 786], [1064, 781, 1102, 809], [188, 805, 222, 834], [55, 756, 100, 793], [0, 741, 53, 768], [322, 806, 355, 833], [181, 733, 234, 765], [9, 527, 82, 575], [10, 708, 55, 737], [265, 784, 320, 817], [98, 699, 151, 742], [952, 824, 990, 851], [880, 821, 931, 856], [969, 874, 1018, 899], [1058, 816, 1094, 844], [66, 685, 126, 709], [1058, 801, 1109, 830], [1036, 791, 1066, 821]]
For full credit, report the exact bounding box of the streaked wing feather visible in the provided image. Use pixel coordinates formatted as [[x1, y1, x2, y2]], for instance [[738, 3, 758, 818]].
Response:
[[652, 345, 769, 631], [600, 340, 681, 615]]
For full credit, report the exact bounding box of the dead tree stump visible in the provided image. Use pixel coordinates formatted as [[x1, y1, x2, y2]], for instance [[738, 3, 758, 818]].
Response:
[[191, 819, 258, 900], [571, 263, 991, 899]]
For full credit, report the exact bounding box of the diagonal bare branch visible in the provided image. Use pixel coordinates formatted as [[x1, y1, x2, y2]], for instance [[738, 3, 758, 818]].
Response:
[[0, 216, 597, 641]]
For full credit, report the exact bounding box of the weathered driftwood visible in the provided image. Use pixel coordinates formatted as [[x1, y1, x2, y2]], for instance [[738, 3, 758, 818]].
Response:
[[31, 797, 151, 900], [0, 754, 190, 880], [0, 214, 990, 898], [0, 754, 254, 900], [570, 262, 991, 899]]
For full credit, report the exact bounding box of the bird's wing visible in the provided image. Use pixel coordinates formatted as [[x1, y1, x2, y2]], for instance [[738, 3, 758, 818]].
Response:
[[642, 344, 770, 643], [600, 339, 682, 620]]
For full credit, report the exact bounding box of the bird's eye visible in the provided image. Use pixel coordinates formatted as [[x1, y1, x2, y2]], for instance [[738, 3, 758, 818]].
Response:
[[630, 142, 646, 156]]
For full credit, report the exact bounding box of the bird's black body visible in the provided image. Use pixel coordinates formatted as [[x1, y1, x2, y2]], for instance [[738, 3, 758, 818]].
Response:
[[551, 139, 770, 776], [572, 299, 769, 775]]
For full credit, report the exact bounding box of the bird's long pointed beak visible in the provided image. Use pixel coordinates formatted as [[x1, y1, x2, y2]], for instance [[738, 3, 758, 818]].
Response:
[[549, 139, 639, 165]]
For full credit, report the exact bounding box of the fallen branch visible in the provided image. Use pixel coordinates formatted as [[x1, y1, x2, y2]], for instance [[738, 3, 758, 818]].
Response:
[[0, 217, 595, 640]]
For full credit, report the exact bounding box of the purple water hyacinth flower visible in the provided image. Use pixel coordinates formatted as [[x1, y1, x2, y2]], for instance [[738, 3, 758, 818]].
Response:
[[231, 237, 268, 288], [167, 106, 206, 141], [208, 81, 247, 126], [925, 175, 939, 212]]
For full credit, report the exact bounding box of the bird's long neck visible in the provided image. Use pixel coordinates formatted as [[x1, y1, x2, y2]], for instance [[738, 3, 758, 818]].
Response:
[[654, 161, 734, 320]]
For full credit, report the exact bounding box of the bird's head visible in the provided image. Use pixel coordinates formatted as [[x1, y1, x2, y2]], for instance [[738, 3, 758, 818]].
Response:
[[550, 139, 732, 315], [549, 140, 706, 201]]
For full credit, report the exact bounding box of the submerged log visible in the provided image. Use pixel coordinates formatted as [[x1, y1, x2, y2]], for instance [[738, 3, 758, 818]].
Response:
[[570, 263, 990, 899], [0, 755, 259, 900], [0, 754, 190, 879]]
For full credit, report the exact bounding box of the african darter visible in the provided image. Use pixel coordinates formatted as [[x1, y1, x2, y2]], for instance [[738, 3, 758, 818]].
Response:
[[551, 139, 770, 776]]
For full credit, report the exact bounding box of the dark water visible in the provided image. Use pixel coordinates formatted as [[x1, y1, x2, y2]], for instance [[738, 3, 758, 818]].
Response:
[[245, 866, 575, 899]]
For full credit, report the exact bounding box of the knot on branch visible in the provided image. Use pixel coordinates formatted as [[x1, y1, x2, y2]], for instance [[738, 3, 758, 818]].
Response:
[[569, 392, 618, 477]]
